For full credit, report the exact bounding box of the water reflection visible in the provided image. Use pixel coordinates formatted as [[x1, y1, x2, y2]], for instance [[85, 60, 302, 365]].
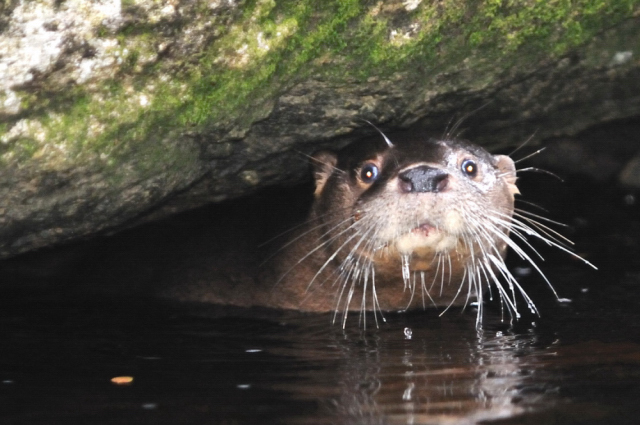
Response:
[[2, 296, 640, 424], [268, 311, 556, 425]]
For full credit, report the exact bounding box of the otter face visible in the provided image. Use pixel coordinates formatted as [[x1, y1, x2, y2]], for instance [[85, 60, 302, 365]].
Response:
[[298, 133, 592, 325], [305, 135, 521, 319], [354, 139, 518, 261], [313, 137, 518, 271]]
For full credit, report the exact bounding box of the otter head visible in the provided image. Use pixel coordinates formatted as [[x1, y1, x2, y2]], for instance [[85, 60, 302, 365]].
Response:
[[309, 133, 519, 311]]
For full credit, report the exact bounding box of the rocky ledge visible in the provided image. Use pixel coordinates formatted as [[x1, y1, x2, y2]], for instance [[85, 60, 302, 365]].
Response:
[[1, 0, 639, 259]]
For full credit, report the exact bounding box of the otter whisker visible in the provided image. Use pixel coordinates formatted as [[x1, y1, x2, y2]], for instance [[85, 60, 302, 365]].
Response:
[[273, 216, 359, 289], [329, 216, 385, 322], [491, 212, 596, 270], [474, 279, 482, 327], [295, 150, 346, 175], [354, 215, 393, 325], [426, 252, 443, 296], [332, 259, 359, 326], [371, 267, 386, 325], [444, 101, 492, 140], [333, 239, 377, 325], [514, 208, 569, 229], [481, 218, 562, 300], [490, 219, 548, 262], [336, 217, 387, 326], [474, 260, 498, 320], [359, 261, 373, 328], [457, 237, 476, 311], [428, 253, 443, 296], [478, 259, 513, 323], [404, 271, 417, 310], [464, 212, 542, 318], [481, 212, 547, 253], [330, 245, 358, 314], [439, 252, 450, 297], [361, 119, 394, 148], [511, 215, 574, 250], [476, 250, 494, 307], [260, 205, 353, 250], [262, 208, 355, 265], [439, 266, 468, 317], [300, 227, 363, 293], [482, 256, 521, 318], [516, 167, 564, 182], [359, 228, 389, 314], [512, 212, 576, 250], [401, 254, 411, 291], [489, 253, 539, 315], [461, 263, 476, 312], [514, 147, 546, 164], [508, 132, 537, 158], [420, 271, 438, 309], [515, 199, 550, 213], [464, 222, 510, 322], [341, 266, 359, 328]]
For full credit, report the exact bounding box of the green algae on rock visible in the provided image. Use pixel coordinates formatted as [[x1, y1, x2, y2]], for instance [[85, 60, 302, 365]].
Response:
[[0, 0, 639, 258]]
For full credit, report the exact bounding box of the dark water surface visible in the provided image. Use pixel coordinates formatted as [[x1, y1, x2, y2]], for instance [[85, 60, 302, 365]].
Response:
[[1, 175, 639, 424]]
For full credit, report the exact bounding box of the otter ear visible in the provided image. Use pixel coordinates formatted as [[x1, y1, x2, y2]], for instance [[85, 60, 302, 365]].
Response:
[[494, 154, 520, 196], [311, 151, 338, 197]]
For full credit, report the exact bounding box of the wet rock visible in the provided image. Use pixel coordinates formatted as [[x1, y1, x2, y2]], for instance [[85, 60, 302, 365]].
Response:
[[0, 0, 639, 258]]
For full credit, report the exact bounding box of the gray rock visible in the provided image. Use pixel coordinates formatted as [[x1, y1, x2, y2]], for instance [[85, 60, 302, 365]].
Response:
[[0, 0, 639, 258]]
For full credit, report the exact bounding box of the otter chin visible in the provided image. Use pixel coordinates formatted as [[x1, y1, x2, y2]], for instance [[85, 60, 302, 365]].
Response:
[[226, 130, 592, 326]]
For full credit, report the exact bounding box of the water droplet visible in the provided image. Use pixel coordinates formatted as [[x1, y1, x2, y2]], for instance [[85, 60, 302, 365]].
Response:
[[404, 327, 412, 339], [237, 384, 251, 390], [245, 349, 262, 353]]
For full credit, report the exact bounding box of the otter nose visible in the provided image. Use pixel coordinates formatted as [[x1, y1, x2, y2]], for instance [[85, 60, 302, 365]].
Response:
[[398, 165, 449, 193]]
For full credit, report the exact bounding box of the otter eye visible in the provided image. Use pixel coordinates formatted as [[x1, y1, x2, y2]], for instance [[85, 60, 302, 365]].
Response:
[[360, 163, 379, 183], [461, 159, 477, 178]]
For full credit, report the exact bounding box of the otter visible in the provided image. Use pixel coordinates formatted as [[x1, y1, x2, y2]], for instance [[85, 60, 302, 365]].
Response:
[[149, 130, 592, 324], [242, 131, 532, 324]]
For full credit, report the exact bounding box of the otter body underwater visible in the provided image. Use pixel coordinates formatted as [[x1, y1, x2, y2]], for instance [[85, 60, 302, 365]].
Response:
[[239, 132, 548, 323]]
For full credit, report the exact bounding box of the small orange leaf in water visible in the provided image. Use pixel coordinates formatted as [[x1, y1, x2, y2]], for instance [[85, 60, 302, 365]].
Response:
[[111, 376, 134, 385]]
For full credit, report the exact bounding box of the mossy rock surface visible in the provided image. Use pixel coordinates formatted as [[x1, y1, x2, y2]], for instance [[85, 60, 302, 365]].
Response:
[[0, 0, 639, 258]]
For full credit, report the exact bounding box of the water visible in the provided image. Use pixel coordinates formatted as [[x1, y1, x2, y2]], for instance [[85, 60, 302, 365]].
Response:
[[0, 175, 639, 424], [1, 294, 640, 424]]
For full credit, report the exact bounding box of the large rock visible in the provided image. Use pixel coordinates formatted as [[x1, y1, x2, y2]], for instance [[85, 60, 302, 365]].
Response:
[[1, 0, 639, 258]]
